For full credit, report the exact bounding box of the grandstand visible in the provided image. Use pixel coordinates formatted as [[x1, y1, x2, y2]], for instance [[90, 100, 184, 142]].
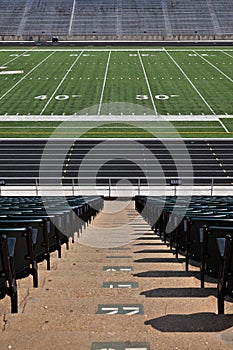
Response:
[[0, 0, 232, 40], [0, 1, 233, 350]]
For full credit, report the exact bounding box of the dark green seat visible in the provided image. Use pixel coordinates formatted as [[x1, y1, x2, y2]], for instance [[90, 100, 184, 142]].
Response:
[[183, 215, 229, 271], [0, 227, 38, 288], [10, 213, 68, 259], [0, 218, 50, 270], [0, 235, 17, 313], [201, 226, 233, 289], [216, 234, 233, 314]]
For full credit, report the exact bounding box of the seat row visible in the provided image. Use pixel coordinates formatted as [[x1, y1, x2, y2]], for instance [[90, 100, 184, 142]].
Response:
[[135, 195, 233, 314], [0, 195, 103, 313]]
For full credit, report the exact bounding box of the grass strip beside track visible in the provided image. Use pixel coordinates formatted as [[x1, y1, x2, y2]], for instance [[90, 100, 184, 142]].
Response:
[[0, 120, 231, 138]]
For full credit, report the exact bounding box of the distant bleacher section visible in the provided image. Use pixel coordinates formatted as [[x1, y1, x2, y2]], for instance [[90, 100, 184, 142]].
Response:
[[0, 0, 232, 41]]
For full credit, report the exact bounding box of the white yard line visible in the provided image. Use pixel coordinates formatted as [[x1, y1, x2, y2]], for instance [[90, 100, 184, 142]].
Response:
[[68, 0, 76, 35], [40, 51, 83, 115], [193, 50, 233, 83], [137, 50, 157, 115], [0, 52, 55, 101], [218, 118, 229, 133], [164, 48, 216, 115], [97, 50, 111, 116], [1, 50, 31, 67], [222, 50, 233, 59]]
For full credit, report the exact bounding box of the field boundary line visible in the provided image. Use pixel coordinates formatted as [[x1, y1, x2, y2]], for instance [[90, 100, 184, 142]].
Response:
[[194, 50, 233, 83], [1, 48, 233, 52], [40, 51, 83, 115], [164, 48, 216, 115], [68, 0, 76, 35], [0, 125, 222, 129], [0, 115, 233, 121], [218, 118, 229, 133], [138, 50, 157, 115], [0, 131, 233, 135], [97, 50, 111, 115], [2, 137, 233, 141], [0, 52, 55, 101]]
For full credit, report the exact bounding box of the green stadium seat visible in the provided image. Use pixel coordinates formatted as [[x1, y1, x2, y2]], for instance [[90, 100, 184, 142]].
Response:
[[0, 218, 50, 270], [217, 234, 233, 314], [0, 227, 38, 288], [0, 235, 17, 313]]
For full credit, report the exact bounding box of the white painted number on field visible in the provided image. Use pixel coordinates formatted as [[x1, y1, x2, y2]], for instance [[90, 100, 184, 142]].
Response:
[[34, 95, 47, 100], [10, 54, 31, 57], [34, 94, 81, 101], [189, 53, 209, 56], [155, 94, 170, 100], [136, 94, 149, 100], [136, 94, 179, 100], [55, 95, 69, 100]]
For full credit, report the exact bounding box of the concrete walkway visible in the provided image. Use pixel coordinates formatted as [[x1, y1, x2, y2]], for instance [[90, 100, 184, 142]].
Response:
[[0, 199, 233, 350]]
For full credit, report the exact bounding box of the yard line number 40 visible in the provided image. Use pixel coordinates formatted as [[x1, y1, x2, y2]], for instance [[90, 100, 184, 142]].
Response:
[[34, 94, 81, 100]]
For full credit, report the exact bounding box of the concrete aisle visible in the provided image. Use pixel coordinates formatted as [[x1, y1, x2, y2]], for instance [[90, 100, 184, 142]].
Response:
[[0, 199, 233, 350]]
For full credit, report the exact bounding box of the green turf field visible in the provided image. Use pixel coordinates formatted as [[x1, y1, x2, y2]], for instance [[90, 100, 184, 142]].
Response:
[[0, 46, 232, 137]]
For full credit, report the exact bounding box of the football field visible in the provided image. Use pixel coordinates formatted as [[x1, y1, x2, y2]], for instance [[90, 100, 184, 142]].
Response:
[[0, 46, 232, 137]]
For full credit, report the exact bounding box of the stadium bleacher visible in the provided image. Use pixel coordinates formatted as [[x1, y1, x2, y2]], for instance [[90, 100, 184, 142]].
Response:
[[0, 0, 232, 39], [0, 195, 103, 313], [135, 195, 233, 314], [0, 1, 232, 348]]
